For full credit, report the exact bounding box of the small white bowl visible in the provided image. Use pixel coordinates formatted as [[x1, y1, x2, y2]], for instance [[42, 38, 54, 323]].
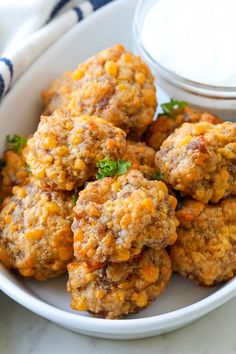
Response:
[[0, 0, 236, 339], [133, 0, 236, 120]]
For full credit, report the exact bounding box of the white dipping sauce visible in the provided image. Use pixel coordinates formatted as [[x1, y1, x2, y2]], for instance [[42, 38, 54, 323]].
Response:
[[141, 0, 236, 87]]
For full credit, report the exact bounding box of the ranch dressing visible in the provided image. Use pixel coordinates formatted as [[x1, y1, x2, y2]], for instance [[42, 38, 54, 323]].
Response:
[[141, 0, 236, 87]]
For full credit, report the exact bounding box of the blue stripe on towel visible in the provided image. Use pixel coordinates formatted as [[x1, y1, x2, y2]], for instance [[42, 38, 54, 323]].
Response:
[[0, 75, 5, 99], [47, 0, 72, 22], [0, 57, 14, 83], [89, 0, 114, 11], [73, 7, 84, 22]]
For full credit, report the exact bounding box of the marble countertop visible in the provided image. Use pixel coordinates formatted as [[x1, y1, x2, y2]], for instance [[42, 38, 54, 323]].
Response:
[[1, 291, 236, 354]]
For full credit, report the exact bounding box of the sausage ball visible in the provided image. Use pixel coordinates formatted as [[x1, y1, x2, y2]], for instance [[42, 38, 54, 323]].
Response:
[[26, 111, 126, 191], [145, 106, 221, 151], [156, 122, 236, 203], [0, 149, 29, 202], [171, 198, 236, 286], [0, 182, 74, 280], [72, 169, 178, 263], [125, 141, 156, 179], [42, 44, 157, 138], [67, 248, 172, 319]]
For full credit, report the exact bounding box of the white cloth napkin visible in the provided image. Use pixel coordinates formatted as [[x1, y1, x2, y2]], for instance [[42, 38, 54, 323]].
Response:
[[0, 0, 114, 100]]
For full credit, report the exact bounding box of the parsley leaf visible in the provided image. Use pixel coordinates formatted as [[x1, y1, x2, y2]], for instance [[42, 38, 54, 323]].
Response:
[[153, 171, 164, 181], [0, 158, 6, 172], [96, 157, 117, 180], [96, 157, 131, 180], [71, 193, 78, 205], [117, 160, 131, 175], [6, 135, 27, 153], [25, 163, 31, 174], [161, 99, 188, 117], [71, 188, 79, 205]]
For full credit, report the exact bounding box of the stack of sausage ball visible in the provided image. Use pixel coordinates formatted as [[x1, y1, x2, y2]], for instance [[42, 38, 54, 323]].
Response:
[[0, 44, 236, 319]]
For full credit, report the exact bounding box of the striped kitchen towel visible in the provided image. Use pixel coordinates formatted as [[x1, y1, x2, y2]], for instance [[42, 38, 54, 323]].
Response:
[[0, 0, 114, 100]]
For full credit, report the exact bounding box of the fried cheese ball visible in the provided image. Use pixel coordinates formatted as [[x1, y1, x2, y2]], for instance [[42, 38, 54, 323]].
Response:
[[156, 122, 236, 203], [67, 248, 172, 319], [171, 198, 236, 286], [42, 45, 157, 138], [125, 140, 156, 179], [145, 106, 221, 151], [0, 149, 29, 202], [72, 169, 178, 263], [26, 111, 126, 191], [0, 182, 74, 280]]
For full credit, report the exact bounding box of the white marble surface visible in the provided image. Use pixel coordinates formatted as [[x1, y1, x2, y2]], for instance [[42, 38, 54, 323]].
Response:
[[1, 291, 236, 354]]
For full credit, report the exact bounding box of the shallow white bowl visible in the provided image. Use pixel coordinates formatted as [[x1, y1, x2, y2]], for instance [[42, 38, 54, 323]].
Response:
[[0, 0, 236, 340]]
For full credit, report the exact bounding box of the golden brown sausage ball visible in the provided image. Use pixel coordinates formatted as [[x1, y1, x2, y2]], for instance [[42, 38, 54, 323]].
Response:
[[171, 198, 236, 286], [0, 182, 74, 280], [0, 149, 29, 202], [125, 140, 156, 179], [42, 45, 157, 138], [26, 111, 126, 191], [72, 169, 178, 263], [155, 122, 236, 203], [42, 71, 73, 116], [67, 248, 172, 319], [145, 106, 221, 151]]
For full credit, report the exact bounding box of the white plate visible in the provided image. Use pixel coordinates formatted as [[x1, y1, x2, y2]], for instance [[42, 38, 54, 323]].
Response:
[[0, 0, 236, 340]]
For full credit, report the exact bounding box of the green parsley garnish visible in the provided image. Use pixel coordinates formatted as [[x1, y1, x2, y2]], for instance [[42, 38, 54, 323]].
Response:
[[6, 134, 27, 153], [0, 158, 6, 172], [25, 163, 31, 174], [161, 99, 188, 117], [153, 171, 164, 181], [116, 160, 132, 175], [96, 157, 117, 179], [71, 193, 78, 205], [96, 157, 131, 180]]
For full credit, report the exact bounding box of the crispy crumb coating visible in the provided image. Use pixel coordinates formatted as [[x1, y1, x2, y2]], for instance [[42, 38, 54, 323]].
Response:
[[72, 169, 178, 263], [155, 122, 236, 203], [0, 149, 29, 202], [171, 198, 236, 286], [67, 248, 172, 319], [0, 182, 74, 280], [42, 71, 73, 116], [125, 141, 156, 179], [26, 111, 126, 191], [145, 106, 221, 151], [42, 44, 157, 138]]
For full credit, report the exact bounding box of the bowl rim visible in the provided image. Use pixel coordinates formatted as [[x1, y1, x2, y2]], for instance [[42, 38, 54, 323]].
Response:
[[1, 0, 236, 336], [134, 0, 236, 97], [1, 263, 236, 334]]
